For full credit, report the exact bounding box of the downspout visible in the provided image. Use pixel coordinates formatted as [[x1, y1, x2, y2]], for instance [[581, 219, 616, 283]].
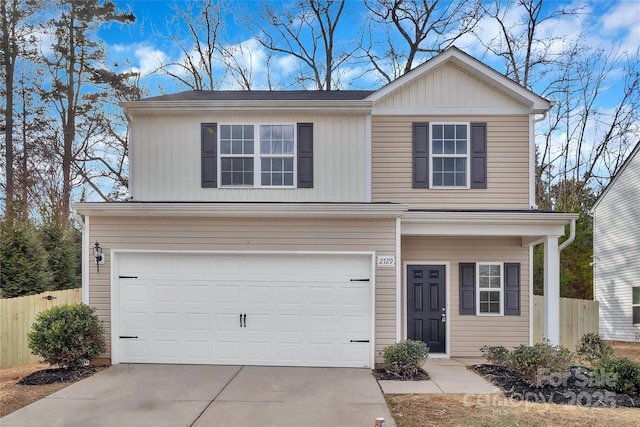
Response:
[[558, 218, 576, 252], [72, 208, 90, 304]]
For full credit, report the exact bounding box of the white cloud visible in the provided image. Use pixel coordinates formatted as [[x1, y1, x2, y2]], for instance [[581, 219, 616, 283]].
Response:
[[122, 44, 169, 77]]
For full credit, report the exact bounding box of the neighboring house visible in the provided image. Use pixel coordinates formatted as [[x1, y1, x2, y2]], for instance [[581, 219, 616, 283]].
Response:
[[72, 48, 576, 368], [592, 141, 640, 342]]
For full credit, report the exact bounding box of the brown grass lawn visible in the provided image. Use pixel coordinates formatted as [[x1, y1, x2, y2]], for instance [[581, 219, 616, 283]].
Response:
[[609, 341, 640, 363], [0, 363, 71, 418], [386, 394, 640, 427], [386, 341, 640, 427]]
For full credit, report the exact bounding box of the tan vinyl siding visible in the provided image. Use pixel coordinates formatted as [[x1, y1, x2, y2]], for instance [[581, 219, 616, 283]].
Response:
[[88, 216, 397, 363], [372, 115, 530, 209], [594, 148, 640, 341], [130, 113, 367, 202], [402, 236, 530, 357], [374, 63, 526, 109]]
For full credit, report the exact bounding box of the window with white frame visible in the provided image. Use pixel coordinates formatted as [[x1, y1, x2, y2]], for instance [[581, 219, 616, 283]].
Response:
[[633, 287, 640, 325], [219, 124, 295, 187], [431, 123, 469, 187], [477, 263, 503, 315]]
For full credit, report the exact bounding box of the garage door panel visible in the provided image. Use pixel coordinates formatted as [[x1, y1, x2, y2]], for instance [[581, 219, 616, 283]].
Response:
[[117, 253, 372, 367]]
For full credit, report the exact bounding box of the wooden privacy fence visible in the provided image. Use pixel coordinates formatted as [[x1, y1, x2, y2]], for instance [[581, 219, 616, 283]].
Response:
[[533, 295, 599, 351], [0, 288, 82, 368]]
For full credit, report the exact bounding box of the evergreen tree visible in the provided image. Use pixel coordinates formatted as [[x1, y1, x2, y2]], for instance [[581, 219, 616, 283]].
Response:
[[40, 217, 81, 291], [0, 217, 51, 298]]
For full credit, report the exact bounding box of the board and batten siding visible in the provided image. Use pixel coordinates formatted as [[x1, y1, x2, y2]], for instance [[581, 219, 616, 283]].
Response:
[[402, 236, 530, 357], [130, 113, 368, 202], [374, 63, 526, 110], [371, 115, 530, 210], [594, 147, 640, 342], [87, 216, 397, 363]]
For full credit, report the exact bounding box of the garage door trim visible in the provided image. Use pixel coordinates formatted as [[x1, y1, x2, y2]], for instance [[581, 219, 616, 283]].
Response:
[[110, 250, 376, 367]]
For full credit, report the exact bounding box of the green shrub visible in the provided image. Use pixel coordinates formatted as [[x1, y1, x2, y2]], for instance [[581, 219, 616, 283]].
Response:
[[480, 345, 510, 366], [382, 340, 429, 378], [593, 357, 640, 395], [27, 304, 105, 369], [506, 340, 572, 385], [575, 333, 614, 366]]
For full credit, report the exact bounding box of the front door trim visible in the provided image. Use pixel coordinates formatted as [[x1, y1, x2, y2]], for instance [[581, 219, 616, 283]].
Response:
[[403, 261, 450, 358]]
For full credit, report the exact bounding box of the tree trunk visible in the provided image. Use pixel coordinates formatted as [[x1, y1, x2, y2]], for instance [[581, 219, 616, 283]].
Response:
[[1, 0, 15, 218]]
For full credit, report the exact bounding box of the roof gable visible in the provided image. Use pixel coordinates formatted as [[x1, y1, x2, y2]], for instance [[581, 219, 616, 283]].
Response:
[[365, 47, 552, 114], [592, 141, 640, 210]]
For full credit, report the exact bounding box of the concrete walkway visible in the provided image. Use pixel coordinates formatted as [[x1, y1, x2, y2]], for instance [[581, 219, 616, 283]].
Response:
[[2, 365, 396, 427], [378, 358, 500, 394]]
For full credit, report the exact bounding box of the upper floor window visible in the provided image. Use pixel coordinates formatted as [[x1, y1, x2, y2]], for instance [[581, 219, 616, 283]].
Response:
[[412, 122, 486, 190], [219, 124, 296, 187], [202, 122, 312, 189], [431, 123, 468, 188]]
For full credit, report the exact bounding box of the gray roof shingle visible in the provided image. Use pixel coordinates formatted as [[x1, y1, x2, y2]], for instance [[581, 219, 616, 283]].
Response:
[[140, 90, 375, 102]]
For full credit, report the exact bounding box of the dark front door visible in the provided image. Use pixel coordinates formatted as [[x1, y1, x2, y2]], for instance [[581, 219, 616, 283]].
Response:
[[407, 265, 446, 353]]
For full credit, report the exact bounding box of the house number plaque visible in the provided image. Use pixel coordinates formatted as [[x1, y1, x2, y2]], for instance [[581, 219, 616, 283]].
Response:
[[377, 256, 395, 267]]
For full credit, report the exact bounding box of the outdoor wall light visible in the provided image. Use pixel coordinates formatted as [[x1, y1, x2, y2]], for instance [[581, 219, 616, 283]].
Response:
[[93, 241, 103, 272]]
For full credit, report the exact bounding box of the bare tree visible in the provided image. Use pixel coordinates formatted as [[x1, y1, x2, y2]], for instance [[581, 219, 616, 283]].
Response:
[[476, 0, 585, 90], [542, 46, 640, 204], [360, 0, 482, 84], [40, 0, 135, 218], [247, 0, 351, 90], [154, 0, 229, 90]]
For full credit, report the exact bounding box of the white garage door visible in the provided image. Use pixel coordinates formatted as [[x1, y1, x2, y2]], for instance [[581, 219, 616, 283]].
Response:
[[115, 252, 372, 367]]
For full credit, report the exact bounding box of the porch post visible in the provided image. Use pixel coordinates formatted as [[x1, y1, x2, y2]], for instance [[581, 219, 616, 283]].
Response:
[[543, 236, 560, 345]]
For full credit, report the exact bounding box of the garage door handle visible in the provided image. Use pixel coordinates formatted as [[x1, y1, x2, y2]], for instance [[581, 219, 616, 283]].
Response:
[[239, 314, 247, 328], [119, 336, 138, 339], [350, 340, 369, 343]]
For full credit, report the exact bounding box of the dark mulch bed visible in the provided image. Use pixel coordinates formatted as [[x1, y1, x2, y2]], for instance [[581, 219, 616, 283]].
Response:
[[373, 368, 430, 381], [18, 367, 98, 385], [472, 364, 640, 409]]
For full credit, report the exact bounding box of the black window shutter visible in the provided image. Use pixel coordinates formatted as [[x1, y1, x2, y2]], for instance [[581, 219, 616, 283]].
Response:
[[297, 123, 313, 188], [412, 122, 429, 188], [470, 122, 487, 189], [459, 263, 476, 315], [504, 263, 521, 315], [201, 123, 217, 188]]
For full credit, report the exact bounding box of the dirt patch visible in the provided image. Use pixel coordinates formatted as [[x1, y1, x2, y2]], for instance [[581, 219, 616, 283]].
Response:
[[386, 394, 640, 427], [0, 364, 103, 418], [472, 364, 640, 408]]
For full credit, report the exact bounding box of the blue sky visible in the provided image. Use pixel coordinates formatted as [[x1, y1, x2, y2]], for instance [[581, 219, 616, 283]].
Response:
[[97, 0, 640, 97]]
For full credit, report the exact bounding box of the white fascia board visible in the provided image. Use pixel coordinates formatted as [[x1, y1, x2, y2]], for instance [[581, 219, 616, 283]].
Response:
[[123, 100, 372, 116], [71, 202, 409, 219], [365, 48, 551, 114], [401, 211, 577, 238], [371, 107, 536, 115]]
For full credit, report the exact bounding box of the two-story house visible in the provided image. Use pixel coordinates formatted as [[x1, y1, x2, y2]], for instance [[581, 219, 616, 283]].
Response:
[[73, 48, 577, 368]]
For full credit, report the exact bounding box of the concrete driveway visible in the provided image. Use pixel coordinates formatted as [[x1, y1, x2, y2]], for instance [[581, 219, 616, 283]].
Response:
[[1, 365, 396, 427]]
